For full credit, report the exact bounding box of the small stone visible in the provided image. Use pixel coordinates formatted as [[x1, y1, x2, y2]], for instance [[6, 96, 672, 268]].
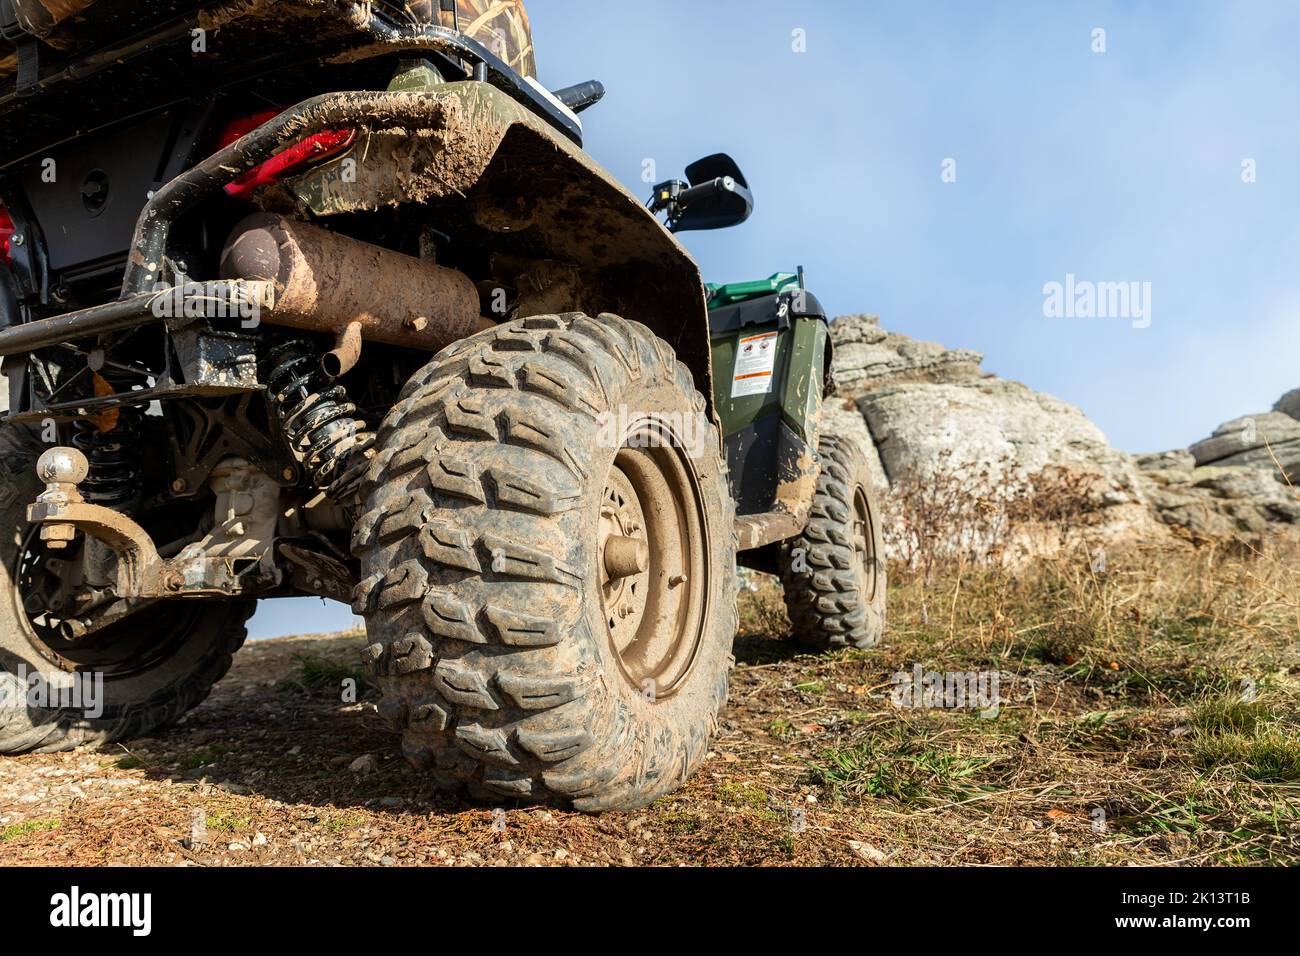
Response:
[[349, 754, 378, 775], [848, 840, 887, 863]]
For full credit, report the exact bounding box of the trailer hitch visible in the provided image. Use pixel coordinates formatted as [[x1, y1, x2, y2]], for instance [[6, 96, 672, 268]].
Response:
[[28, 447, 163, 596], [27, 447, 280, 601]]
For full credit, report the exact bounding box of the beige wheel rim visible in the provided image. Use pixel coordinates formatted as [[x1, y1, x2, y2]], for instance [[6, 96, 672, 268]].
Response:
[[852, 484, 878, 602], [598, 418, 710, 698]]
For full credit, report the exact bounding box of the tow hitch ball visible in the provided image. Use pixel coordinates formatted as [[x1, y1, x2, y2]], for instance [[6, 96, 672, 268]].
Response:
[[26, 447, 278, 599]]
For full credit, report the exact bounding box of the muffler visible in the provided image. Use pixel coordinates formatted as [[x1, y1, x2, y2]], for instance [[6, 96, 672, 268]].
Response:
[[220, 213, 488, 375]]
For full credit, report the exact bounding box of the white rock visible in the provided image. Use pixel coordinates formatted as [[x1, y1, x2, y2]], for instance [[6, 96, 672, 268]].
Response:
[[828, 314, 1171, 556], [847, 840, 888, 863]]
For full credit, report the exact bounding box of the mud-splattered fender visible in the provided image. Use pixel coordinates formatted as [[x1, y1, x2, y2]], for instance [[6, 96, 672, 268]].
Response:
[[284, 82, 717, 418]]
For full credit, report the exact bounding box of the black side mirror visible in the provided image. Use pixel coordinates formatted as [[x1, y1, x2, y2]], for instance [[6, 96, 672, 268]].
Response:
[[648, 153, 754, 232]]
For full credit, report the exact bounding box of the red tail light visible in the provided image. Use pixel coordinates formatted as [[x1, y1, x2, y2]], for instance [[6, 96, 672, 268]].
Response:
[[0, 206, 15, 267], [215, 111, 356, 201]]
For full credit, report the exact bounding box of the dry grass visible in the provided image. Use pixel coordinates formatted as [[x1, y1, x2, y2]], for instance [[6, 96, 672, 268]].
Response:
[[0, 541, 1296, 867], [734, 536, 1299, 864], [882, 449, 1104, 585]]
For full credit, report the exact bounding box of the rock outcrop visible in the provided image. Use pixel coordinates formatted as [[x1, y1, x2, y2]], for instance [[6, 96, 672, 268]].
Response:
[[1137, 404, 1300, 542], [1135, 451, 1300, 541], [830, 315, 985, 392], [1274, 389, 1300, 421], [1187, 412, 1300, 484], [827, 313, 1299, 555]]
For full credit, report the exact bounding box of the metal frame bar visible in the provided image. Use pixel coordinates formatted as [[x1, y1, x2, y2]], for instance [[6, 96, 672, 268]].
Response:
[[0, 281, 264, 356]]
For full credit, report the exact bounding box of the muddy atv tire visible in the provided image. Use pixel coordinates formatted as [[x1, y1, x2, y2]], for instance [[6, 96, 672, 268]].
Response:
[[0, 422, 255, 754], [353, 313, 737, 811], [777, 434, 886, 650]]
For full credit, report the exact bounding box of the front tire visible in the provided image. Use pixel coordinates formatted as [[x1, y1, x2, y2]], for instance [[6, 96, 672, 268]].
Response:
[[778, 433, 887, 650], [353, 313, 737, 811]]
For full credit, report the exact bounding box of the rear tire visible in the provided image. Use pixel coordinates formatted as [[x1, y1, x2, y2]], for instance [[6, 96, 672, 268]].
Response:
[[353, 313, 737, 811], [0, 422, 254, 754], [778, 433, 887, 650]]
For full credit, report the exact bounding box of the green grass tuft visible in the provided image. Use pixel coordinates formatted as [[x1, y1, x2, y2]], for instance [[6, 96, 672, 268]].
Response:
[[288, 654, 368, 692], [1, 818, 59, 841]]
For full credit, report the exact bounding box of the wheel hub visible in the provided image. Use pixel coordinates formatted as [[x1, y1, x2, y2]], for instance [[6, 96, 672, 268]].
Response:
[[599, 470, 650, 646], [597, 421, 710, 698]]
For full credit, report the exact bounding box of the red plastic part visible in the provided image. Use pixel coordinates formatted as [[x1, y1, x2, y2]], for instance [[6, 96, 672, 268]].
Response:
[[215, 110, 356, 201], [0, 205, 14, 266]]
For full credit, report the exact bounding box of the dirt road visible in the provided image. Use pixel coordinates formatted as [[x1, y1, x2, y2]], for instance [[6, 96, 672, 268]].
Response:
[[1, 549, 1296, 867]]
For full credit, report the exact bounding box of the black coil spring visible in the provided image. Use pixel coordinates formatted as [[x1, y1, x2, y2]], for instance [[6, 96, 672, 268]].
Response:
[[265, 340, 375, 504], [71, 372, 144, 512]]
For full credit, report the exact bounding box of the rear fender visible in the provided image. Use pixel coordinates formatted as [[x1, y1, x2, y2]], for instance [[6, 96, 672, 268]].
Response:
[[283, 82, 716, 417]]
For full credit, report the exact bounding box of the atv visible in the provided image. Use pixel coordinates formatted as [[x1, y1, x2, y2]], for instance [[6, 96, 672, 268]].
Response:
[[0, 0, 885, 810]]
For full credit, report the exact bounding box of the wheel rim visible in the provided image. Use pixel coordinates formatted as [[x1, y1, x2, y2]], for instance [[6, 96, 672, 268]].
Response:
[[598, 418, 709, 698], [852, 485, 878, 603]]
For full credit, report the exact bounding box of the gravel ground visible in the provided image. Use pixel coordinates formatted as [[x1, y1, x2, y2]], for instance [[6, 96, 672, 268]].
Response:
[[1, 548, 1296, 867]]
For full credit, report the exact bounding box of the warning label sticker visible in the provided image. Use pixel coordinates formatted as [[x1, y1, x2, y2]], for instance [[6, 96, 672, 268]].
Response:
[[731, 331, 778, 398]]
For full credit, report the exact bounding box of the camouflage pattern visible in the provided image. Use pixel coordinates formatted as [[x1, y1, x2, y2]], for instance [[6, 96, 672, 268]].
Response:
[[431, 0, 536, 78], [10, 0, 95, 38]]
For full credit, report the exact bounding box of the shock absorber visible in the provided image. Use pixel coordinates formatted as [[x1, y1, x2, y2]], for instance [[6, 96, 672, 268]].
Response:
[[71, 370, 144, 513], [265, 339, 375, 506]]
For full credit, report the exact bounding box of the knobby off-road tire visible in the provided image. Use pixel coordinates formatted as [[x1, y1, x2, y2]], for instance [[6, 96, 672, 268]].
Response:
[[353, 313, 738, 811], [0, 422, 255, 754], [778, 433, 887, 650]]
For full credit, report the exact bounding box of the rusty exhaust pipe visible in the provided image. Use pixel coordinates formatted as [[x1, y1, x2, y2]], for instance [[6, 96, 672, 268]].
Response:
[[220, 213, 489, 376]]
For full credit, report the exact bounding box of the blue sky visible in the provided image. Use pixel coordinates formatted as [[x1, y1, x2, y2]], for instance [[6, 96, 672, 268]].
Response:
[[247, 0, 1300, 637]]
